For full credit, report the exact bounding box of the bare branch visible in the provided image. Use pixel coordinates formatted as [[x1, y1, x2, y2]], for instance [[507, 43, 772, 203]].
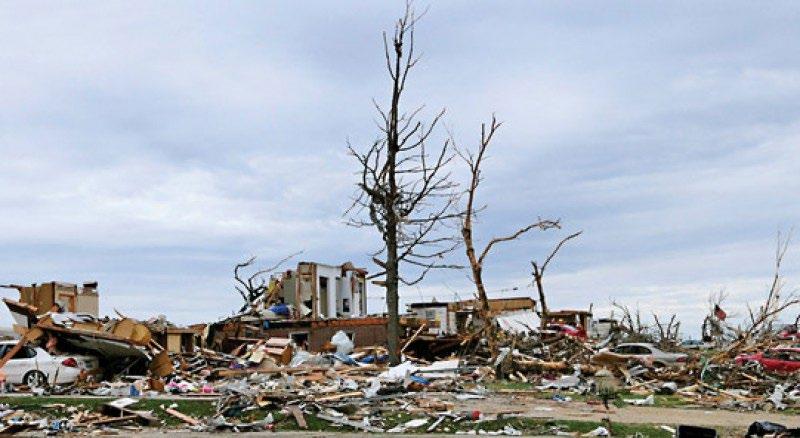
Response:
[[233, 251, 303, 310]]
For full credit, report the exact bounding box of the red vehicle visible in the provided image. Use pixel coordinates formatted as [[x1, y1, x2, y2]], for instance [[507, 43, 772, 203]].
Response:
[[545, 323, 587, 340], [735, 347, 800, 373], [777, 325, 799, 341]]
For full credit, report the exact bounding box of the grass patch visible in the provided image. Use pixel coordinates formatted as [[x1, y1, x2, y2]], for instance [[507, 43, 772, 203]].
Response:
[[488, 382, 692, 409], [0, 396, 217, 427], [280, 413, 674, 436], [0, 395, 696, 435]]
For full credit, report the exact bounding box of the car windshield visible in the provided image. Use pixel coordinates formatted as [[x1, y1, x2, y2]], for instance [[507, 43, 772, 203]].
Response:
[[764, 350, 790, 360]]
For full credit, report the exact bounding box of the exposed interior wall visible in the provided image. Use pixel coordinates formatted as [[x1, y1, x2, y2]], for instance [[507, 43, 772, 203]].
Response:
[[336, 277, 353, 317], [76, 291, 99, 316], [296, 263, 315, 319], [281, 276, 297, 307], [412, 306, 449, 335], [273, 262, 369, 320], [315, 264, 339, 319]]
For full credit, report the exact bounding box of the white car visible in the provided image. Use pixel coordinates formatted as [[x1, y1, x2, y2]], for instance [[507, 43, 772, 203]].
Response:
[[610, 342, 688, 368], [0, 340, 92, 387]]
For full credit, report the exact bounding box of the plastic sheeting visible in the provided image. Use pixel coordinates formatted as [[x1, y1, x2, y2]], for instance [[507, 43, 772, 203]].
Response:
[[330, 330, 354, 355], [494, 310, 538, 334]]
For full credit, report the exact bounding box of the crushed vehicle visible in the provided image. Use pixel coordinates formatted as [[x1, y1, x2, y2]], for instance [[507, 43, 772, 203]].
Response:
[[544, 323, 587, 340], [776, 324, 799, 341], [735, 347, 800, 373], [0, 340, 91, 386]]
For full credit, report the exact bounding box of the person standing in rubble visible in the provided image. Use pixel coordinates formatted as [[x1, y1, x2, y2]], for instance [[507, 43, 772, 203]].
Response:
[[594, 368, 618, 410]]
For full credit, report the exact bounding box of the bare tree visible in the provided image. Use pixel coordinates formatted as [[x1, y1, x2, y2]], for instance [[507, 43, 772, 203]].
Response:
[[711, 230, 799, 360], [456, 115, 558, 353], [652, 313, 680, 347], [738, 230, 798, 342], [531, 231, 583, 327], [611, 300, 651, 340], [234, 252, 302, 312], [347, 3, 462, 365]]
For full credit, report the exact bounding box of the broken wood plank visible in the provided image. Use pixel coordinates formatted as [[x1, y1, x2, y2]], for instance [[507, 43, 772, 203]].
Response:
[[401, 323, 427, 353], [285, 406, 307, 429], [163, 407, 200, 426], [314, 391, 363, 402], [89, 415, 139, 426]]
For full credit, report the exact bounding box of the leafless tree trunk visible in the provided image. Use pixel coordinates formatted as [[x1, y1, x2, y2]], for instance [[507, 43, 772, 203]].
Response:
[[652, 313, 680, 348], [348, 3, 462, 365], [532, 231, 582, 327], [234, 251, 302, 312], [456, 115, 558, 354], [611, 300, 651, 340], [733, 230, 798, 346]]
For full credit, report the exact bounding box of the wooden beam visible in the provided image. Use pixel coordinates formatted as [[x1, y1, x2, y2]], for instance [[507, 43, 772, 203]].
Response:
[[0, 327, 43, 369], [163, 407, 200, 426], [285, 406, 307, 429]]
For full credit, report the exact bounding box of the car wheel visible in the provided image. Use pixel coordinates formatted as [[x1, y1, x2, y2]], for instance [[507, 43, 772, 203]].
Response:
[[653, 361, 667, 369], [23, 370, 47, 388]]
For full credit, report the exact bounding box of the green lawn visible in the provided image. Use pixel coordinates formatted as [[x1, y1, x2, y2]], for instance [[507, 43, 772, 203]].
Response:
[[0, 396, 217, 427], [487, 381, 689, 408], [0, 395, 675, 436]]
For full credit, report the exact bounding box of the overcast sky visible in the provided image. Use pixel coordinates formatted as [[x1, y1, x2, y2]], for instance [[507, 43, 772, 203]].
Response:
[[1, 1, 798, 335]]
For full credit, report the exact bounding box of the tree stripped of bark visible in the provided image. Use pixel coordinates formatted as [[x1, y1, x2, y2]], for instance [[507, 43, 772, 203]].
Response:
[[456, 115, 558, 353], [347, 3, 462, 365], [532, 231, 582, 327], [719, 230, 799, 356], [234, 251, 302, 312]]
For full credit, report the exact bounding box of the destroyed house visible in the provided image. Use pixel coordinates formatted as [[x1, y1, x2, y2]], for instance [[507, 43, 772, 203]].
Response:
[[2, 281, 99, 317], [407, 297, 536, 336], [269, 261, 368, 319], [209, 261, 387, 353]]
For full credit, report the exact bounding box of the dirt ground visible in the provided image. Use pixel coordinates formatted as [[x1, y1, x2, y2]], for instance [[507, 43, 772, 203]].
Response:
[[456, 393, 800, 429]]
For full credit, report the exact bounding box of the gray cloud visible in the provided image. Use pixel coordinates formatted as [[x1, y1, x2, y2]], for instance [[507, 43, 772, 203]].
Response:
[[0, 1, 798, 334]]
